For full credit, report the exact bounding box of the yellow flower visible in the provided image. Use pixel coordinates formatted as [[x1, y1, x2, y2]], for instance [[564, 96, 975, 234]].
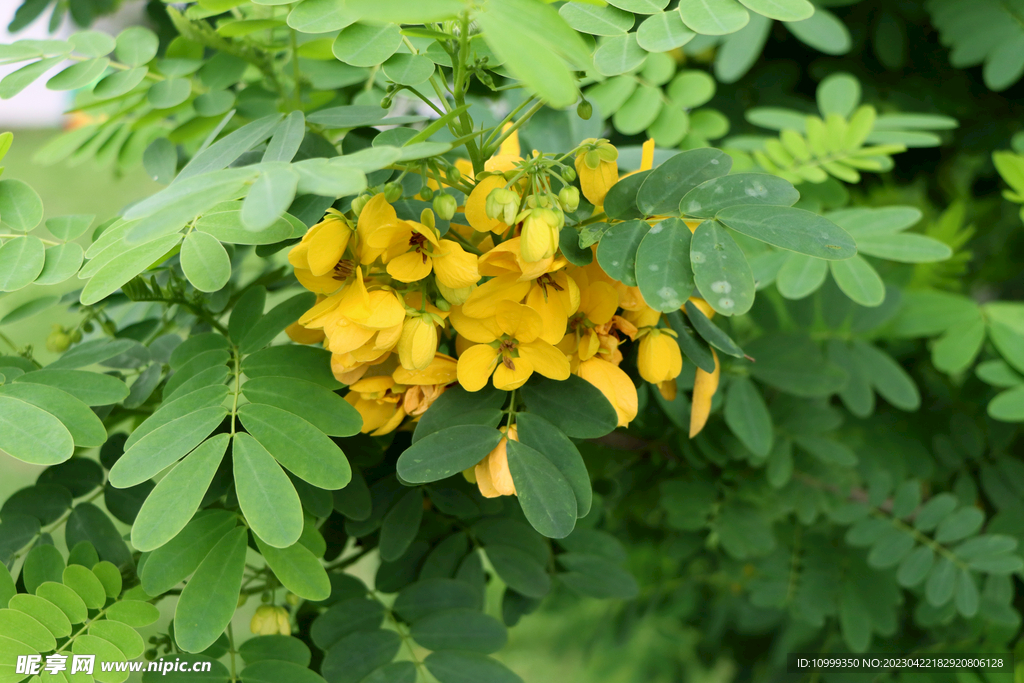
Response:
[[577, 357, 637, 427], [302, 287, 404, 357], [472, 425, 519, 498], [344, 375, 407, 435], [690, 349, 720, 438], [250, 606, 290, 636], [637, 328, 682, 385], [395, 354, 458, 416], [455, 301, 570, 392], [466, 175, 517, 234], [525, 271, 580, 345], [356, 193, 403, 265], [398, 315, 440, 371], [575, 138, 619, 206], [561, 270, 619, 360], [519, 207, 562, 263], [288, 210, 353, 278], [285, 321, 325, 345], [363, 216, 481, 290]]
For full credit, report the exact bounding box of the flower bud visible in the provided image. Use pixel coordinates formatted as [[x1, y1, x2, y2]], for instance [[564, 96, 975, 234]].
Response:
[[575, 138, 619, 206], [437, 281, 474, 306], [577, 99, 593, 120], [419, 185, 434, 201], [276, 607, 291, 635], [558, 186, 580, 213], [434, 297, 451, 312], [398, 316, 439, 371], [446, 165, 462, 184], [562, 167, 576, 183], [351, 194, 371, 217], [433, 192, 457, 221], [520, 207, 562, 263], [46, 326, 71, 353], [638, 329, 682, 385], [384, 182, 403, 202], [485, 187, 520, 227], [251, 605, 285, 636], [285, 593, 300, 607]]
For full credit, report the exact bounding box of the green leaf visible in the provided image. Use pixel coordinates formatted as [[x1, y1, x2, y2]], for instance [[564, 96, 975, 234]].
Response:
[[680, 174, 799, 218], [411, 609, 507, 654], [105, 600, 160, 628], [3, 483, 72, 525], [830, 255, 885, 306], [379, 489, 424, 562], [181, 230, 231, 292], [240, 291, 317, 353], [254, 536, 331, 601], [723, 377, 773, 456], [62, 564, 106, 609], [141, 511, 237, 595], [816, 72, 860, 117], [233, 433, 304, 548], [784, 6, 850, 55], [397, 426, 503, 483], [175, 526, 248, 652], [609, 0, 668, 12], [636, 10, 696, 51], [745, 333, 846, 397], [340, 0, 463, 22], [230, 286, 267, 343], [176, 115, 283, 182], [393, 578, 480, 622], [382, 53, 435, 86], [333, 22, 403, 66], [515, 413, 592, 518], [425, 650, 523, 683], [593, 33, 647, 77], [596, 219, 650, 286], [80, 234, 183, 305], [519, 375, 618, 438], [108, 406, 227, 488], [23, 544, 65, 592], [412, 385, 505, 442], [634, 218, 695, 312], [312, 598, 384, 650], [855, 233, 952, 262], [0, 396, 73, 465], [239, 635, 311, 666], [9, 593, 71, 638], [776, 252, 828, 299], [287, 0, 358, 33], [478, 0, 587, 109], [16, 369, 129, 406], [238, 403, 351, 489], [242, 165, 299, 232], [559, 2, 633, 35], [196, 206, 295, 245], [132, 434, 230, 552], [115, 26, 159, 66], [613, 83, 663, 135], [35, 581, 88, 625], [850, 341, 920, 411], [896, 545, 934, 587], [737, 0, 812, 21], [321, 630, 403, 683], [0, 56, 64, 99], [240, 660, 323, 683], [0, 235, 45, 291], [125, 384, 229, 449], [0, 382, 106, 447], [678, 0, 750, 35], [989, 386, 1024, 422], [0, 607, 56, 652], [683, 300, 745, 357], [35, 243, 84, 285], [935, 507, 984, 543], [66, 503, 133, 568], [925, 557, 956, 606], [716, 205, 856, 259], [557, 553, 639, 598], [45, 57, 109, 91], [93, 66, 149, 99], [70, 30, 115, 57], [506, 439, 577, 539], [241, 376, 361, 437], [242, 345, 341, 389], [485, 545, 550, 598], [690, 219, 755, 316], [44, 213, 93, 241], [148, 77, 192, 108], [0, 179, 44, 233], [638, 148, 732, 216]]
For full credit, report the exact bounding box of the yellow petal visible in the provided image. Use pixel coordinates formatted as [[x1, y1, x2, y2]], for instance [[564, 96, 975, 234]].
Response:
[[371, 405, 406, 436], [465, 176, 509, 233], [578, 330, 601, 361], [499, 123, 521, 158], [373, 323, 403, 351], [358, 194, 400, 264], [299, 290, 343, 327], [433, 240, 480, 290], [690, 349, 720, 438], [463, 273, 531, 319], [337, 268, 371, 320], [388, 251, 433, 283], [358, 289, 406, 329], [638, 332, 682, 384], [495, 300, 543, 343], [581, 281, 619, 325], [326, 320, 376, 355], [449, 306, 501, 343], [398, 318, 438, 371], [288, 238, 311, 270], [306, 217, 351, 276], [457, 344, 500, 392], [640, 138, 655, 172], [554, 271, 581, 317], [518, 340, 570, 381], [394, 353, 458, 385], [526, 284, 569, 345], [575, 157, 618, 206], [578, 357, 638, 427], [285, 321, 325, 345], [294, 267, 343, 295], [488, 437, 517, 496], [365, 222, 409, 251], [474, 458, 501, 498], [492, 355, 534, 391], [478, 238, 524, 277]]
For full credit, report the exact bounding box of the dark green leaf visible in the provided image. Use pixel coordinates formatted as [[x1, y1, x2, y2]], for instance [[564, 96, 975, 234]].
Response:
[[506, 440, 577, 539], [397, 426, 503, 484], [411, 609, 507, 653], [321, 630, 402, 683], [519, 375, 618, 438], [65, 503, 133, 568], [637, 148, 732, 216], [515, 413, 592, 518], [233, 433, 304, 548], [635, 218, 695, 312], [241, 376, 361, 437], [691, 219, 755, 316], [174, 527, 248, 652], [596, 219, 650, 286], [425, 651, 523, 683], [141, 511, 237, 595]]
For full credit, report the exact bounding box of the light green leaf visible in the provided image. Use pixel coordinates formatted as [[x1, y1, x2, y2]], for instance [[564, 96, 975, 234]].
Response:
[[333, 22, 403, 66], [691, 219, 755, 315], [34, 242, 84, 285], [593, 33, 647, 77], [0, 382, 105, 448], [559, 3, 634, 35], [8, 593, 71, 638], [737, 0, 812, 21], [174, 526, 248, 652], [0, 294, 59, 325], [678, 0, 750, 35], [716, 205, 856, 259], [15, 369, 129, 406], [148, 77, 192, 108], [613, 83, 662, 135], [140, 511, 237, 595], [287, 0, 358, 33], [638, 148, 732, 216], [115, 27, 159, 66], [0, 179, 44, 232], [233, 433, 304, 548], [62, 564, 106, 609], [241, 165, 299, 231], [0, 235, 45, 290], [723, 377, 773, 456], [196, 206, 294, 245], [0, 57, 64, 99], [855, 233, 952, 263], [175, 115, 282, 182], [238, 403, 351, 489], [830, 255, 885, 306], [80, 234, 183, 305], [93, 66, 149, 99], [0, 396, 73, 465], [105, 600, 161, 628], [108, 406, 228, 488], [241, 376, 361, 437], [0, 608, 56, 652], [382, 53, 435, 86], [46, 58, 110, 91], [596, 219, 650, 286], [70, 30, 115, 57], [816, 72, 861, 117], [45, 213, 94, 241], [180, 230, 231, 292], [681, 173, 798, 218], [131, 434, 231, 552], [784, 6, 850, 54], [254, 536, 331, 601], [989, 386, 1024, 422], [636, 10, 696, 51]]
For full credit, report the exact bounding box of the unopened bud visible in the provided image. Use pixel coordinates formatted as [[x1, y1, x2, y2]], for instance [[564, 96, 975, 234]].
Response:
[[520, 207, 562, 262], [558, 186, 580, 213], [485, 187, 519, 226], [46, 325, 71, 353], [380, 96, 393, 109], [562, 167, 577, 183], [285, 593, 300, 607], [435, 298, 451, 312], [433, 193, 457, 221], [384, 182, 403, 202], [577, 100, 592, 120], [419, 185, 434, 201], [351, 194, 371, 217], [446, 165, 462, 184]]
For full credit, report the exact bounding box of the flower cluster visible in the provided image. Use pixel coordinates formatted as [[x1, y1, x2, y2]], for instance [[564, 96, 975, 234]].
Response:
[[288, 134, 720, 497]]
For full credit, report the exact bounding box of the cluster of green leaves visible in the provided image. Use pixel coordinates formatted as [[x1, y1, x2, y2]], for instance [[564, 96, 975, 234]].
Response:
[[926, 0, 1024, 92]]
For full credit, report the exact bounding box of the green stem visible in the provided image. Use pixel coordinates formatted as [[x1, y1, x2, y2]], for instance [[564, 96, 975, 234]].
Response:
[[227, 623, 239, 683], [289, 29, 302, 108], [0, 233, 59, 245], [483, 99, 542, 155], [0, 330, 20, 353], [452, 12, 483, 174]]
